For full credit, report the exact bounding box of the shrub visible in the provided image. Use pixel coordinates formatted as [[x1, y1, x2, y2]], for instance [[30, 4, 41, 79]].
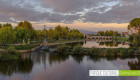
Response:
[[56, 45, 69, 54], [127, 48, 135, 55], [119, 48, 128, 55], [106, 48, 115, 56], [87, 47, 101, 55], [6, 46, 16, 54], [72, 45, 83, 54]]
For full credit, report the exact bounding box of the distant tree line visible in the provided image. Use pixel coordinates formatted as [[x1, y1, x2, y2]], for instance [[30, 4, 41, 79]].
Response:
[[0, 21, 84, 46], [36, 25, 84, 41], [97, 30, 121, 36]]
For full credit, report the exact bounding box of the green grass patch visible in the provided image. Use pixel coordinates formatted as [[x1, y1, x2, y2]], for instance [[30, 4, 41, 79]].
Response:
[[113, 37, 129, 41], [4, 44, 40, 50], [47, 39, 85, 43]]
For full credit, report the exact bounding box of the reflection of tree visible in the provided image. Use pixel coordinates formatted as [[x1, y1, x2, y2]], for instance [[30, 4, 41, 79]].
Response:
[[106, 56, 117, 61], [0, 59, 33, 76], [99, 42, 121, 47], [71, 55, 84, 64], [128, 56, 140, 70], [66, 41, 84, 47], [31, 52, 47, 64], [87, 56, 102, 62], [48, 54, 69, 65]]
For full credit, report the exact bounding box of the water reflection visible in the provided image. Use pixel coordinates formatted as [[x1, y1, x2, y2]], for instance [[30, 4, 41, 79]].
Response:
[[0, 52, 140, 80], [71, 55, 84, 64], [82, 41, 129, 48], [65, 40, 130, 48], [0, 58, 33, 76], [48, 54, 69, 65]]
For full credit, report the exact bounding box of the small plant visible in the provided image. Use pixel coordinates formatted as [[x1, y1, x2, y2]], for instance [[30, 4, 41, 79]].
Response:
[[72, 45, 83, 54]]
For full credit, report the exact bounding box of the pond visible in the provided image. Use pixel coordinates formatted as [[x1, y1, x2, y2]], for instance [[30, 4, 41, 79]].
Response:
[[0, 52, 140, 80]]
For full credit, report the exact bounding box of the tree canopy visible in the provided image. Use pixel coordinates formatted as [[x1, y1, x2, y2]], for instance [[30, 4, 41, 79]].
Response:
[[97, 30, 120, 36], [17, 21, 33, 30], [128, 18, 140, 33], [0, 22, 84, 45], [0, 26, 16, 45]]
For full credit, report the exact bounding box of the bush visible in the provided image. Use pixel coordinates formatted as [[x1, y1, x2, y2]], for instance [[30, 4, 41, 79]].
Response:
[[119, 48, 127, 55], [72, 45, 83, 54], [56, 45, 69, 54], [87, 47, 104, 56], [0, 46, 21, 60], [105, 48, 119, 56], [6, 46, 16, 54]]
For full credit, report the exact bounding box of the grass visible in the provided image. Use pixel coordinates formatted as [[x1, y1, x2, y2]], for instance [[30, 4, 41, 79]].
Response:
[[47, 39, 85, 43], [3, 44, 40, 50], [113, 37, 129, 41]]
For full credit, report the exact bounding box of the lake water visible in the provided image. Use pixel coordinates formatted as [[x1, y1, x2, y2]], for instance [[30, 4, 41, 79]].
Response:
[[0, 52, 140, 80], [66, 40, 130, 48]]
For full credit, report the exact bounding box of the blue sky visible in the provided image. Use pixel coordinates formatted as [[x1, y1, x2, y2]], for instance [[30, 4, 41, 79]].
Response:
[[0, 0, 140, 32]]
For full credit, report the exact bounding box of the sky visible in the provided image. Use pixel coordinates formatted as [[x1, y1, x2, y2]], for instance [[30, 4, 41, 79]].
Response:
[[0, 0, 140, 32]]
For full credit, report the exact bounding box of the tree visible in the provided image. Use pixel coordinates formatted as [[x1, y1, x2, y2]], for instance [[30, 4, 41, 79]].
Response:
[[36, 30, 44, 41], [105, 30, 110, 36], [0, 26, 16, 45], [113, 31, 119, 36], [48, 28, 55, 39], [17, 21, 33, 30], [54, 25, 63, 40], [0, 24, 2, 28], [109, 30, 113, 36], [17, 21, 36, 40], [2, 23, 12, 28], [133, 36, 138, 47], [62, 27, 69, 39], [14, 27, 31, 45], [97, 31, 104, 36], [128, 18, 140, 33]]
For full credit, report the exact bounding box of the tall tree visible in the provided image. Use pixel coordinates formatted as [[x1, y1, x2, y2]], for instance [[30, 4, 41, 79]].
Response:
[[0, 24, 2, 28], [128, 18, 140, 33], [2, 23, 12, 28], [0, 26, 16, 45], [14, 27, 31, 45], [48, 28, 55, 39], [17, 21, 33, 30]]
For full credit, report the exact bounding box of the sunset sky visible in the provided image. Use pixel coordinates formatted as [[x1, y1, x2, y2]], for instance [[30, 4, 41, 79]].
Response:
[[0, 0, 139, 32]]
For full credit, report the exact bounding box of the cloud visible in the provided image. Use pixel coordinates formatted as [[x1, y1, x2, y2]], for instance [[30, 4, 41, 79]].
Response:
[[0, 0, 140, 31]]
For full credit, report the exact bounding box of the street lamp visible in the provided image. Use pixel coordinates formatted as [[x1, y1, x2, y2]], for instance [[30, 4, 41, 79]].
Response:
[[44, 25, 47, 43]]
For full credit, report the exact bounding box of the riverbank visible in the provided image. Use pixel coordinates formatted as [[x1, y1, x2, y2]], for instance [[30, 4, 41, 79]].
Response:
[[0, 39, 85, 53], [54, 44, 139, 56], [0, 47, 21, 61]]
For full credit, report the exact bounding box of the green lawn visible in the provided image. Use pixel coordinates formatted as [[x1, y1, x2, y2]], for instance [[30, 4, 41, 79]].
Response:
[[47, 39, 85, 43], [113, 37, 129, 41], [4, 44, 40, 50]]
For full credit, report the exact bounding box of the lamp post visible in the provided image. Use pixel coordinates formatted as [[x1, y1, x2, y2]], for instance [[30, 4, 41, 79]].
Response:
[[44, 25, 47, 43]]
